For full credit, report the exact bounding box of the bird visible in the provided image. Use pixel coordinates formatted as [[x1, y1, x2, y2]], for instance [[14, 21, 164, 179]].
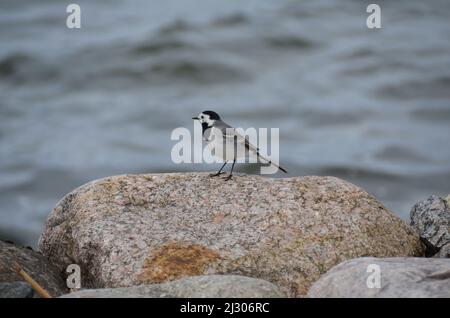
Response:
[[192, 110, 287, 180]]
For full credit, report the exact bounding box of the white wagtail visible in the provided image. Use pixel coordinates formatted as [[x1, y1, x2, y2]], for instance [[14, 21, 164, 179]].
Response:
[[192, 110, 287, 180]]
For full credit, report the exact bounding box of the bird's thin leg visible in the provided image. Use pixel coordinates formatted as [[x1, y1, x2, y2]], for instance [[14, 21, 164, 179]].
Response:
[[223, 159, 236, 181], [209, 161, 227, 177]]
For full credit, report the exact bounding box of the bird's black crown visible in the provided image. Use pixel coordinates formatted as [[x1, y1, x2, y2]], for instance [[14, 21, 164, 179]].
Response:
[[202, 110, 221, 120]]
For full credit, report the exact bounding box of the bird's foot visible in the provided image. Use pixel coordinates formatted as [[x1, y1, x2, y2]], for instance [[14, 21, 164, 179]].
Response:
[[209, 172, 226, 177], [222, 174, 233, 181]]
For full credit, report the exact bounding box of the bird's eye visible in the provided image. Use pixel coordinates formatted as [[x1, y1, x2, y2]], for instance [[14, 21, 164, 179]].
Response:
[[201, 115, 204, 119]]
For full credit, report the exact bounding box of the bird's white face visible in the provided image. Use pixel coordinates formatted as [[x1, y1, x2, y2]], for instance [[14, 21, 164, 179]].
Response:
[[195, 112, 215, 126]]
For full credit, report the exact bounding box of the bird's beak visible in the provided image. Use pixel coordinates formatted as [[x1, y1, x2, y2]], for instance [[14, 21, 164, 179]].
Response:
[[192, 117, 199, 120]]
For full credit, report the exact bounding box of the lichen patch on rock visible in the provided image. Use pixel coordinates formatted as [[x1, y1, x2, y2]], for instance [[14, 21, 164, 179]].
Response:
[[138, 242, 221, 283]]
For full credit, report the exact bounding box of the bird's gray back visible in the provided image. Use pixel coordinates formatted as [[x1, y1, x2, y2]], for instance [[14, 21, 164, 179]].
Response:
[[213, 120, 233, 132]]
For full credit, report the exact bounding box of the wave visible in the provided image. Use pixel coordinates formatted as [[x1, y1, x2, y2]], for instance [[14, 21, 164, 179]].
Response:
[[158, 20, 197, 35], [374, 145, 431, 163], [158, 13, 250, 36], [148, 58, 248, 84], [376, 76, 450, 99], [132, 38, 195, 55], [0, 52, 58, 83], [0, 53, 31, 77], [264, 35, 314, 50], [410, 107, 450, 122], [212, 13, 249, 27]]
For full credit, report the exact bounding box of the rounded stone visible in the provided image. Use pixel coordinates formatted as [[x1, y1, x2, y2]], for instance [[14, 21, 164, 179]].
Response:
[[39, 173, 423, 297]]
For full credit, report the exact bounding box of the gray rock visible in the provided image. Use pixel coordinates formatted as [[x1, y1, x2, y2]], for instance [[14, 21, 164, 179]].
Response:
[[0, 281, 34, 298], [436, 243, 450, 258], [60, 275, 285, 298], [39, 173, 423, 297], [307, 257, 450, 298], [0, 240, 67, 297], [410, 195, 450, 257]]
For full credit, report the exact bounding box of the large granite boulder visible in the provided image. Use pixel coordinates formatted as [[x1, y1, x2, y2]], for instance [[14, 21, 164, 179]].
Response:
[[307, 257, 450, 298], [0, 240, 67, 297], [60, 275, 285, 298], [410, 195, 450, 257], [39, 173, 423, 297]]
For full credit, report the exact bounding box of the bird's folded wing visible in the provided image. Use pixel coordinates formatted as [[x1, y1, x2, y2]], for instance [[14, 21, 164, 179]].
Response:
[[221, 127, 259, 153]]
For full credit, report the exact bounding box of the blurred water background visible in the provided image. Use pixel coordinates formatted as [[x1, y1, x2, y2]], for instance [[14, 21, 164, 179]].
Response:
[[1, 0, 449, 247]]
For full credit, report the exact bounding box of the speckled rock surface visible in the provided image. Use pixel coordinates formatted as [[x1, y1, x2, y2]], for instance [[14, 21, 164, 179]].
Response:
[[60, 275, 285, 298], [307, 257, 450, 298], [437, 243, 450, 258], [410, 195, 450, 257], [39, 173, 423, 297], [0, 240, 67, 297]]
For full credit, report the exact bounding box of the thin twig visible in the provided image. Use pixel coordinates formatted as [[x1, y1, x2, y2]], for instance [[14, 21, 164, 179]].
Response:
[[13, 262, 52, 298]]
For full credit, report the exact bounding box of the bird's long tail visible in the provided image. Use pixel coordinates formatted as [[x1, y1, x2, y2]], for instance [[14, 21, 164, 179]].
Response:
[[257, 153, 288, 173]]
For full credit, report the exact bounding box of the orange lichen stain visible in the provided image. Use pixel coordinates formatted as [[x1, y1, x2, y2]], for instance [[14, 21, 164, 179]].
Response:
[[137, 242, 221, 283]]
